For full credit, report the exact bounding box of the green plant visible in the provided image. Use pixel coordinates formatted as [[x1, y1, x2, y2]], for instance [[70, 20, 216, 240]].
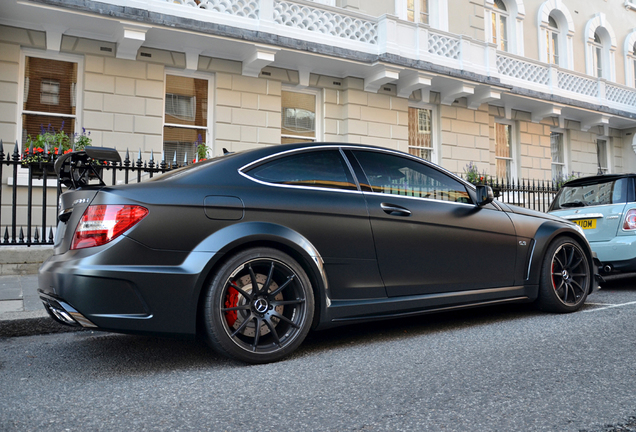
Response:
[[463, 162, 489, 184], [193, 134, 209, 163], [22, 123, 91, 165]]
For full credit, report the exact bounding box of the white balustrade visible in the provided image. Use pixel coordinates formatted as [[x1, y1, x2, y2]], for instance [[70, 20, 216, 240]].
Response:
[[272, 0, 378, 44], [557, 71, 599, 98]]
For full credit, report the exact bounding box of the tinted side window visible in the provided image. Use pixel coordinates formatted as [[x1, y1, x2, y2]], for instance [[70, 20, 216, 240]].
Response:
[[247, 150, 357, 191], [352, 150, 472, 204]]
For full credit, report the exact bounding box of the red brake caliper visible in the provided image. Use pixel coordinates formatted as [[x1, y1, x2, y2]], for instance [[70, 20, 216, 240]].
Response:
[[225, 283, 239, 327]]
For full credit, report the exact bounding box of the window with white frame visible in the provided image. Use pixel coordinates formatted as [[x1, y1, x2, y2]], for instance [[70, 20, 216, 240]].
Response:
[[163, 73, 210, 164], [281, 90, 318, 144], [546, 15, 559, 65], [406, 0, 429, 24], [550, 132, 565, 181], [585, 15, 616, 81], [495, 121, 514, 179], [597, 139, 608, 174], [537, 2, 574, 69], [408, 106, 436, 162], [21, 54, 79, 150], [491, 0, 509, 51]]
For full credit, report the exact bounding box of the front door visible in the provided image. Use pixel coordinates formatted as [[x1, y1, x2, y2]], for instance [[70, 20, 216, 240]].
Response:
[[348, 150, 518, 297]]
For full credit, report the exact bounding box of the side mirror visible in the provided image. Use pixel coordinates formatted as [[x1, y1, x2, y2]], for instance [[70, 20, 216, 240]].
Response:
[[476, 185, 494, 206]]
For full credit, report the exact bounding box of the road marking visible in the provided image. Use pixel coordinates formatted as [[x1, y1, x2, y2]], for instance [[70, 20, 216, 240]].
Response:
[[583, 300, 636, 312], [586, 302, 614, 306]]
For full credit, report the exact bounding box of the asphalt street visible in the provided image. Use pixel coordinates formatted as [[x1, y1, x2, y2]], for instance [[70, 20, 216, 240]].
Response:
[[1, 278, 635, 431]]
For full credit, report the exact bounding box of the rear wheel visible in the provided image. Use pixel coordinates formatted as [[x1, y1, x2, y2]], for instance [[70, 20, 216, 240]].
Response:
[[203, 248, 314, 364], [537, 237, 590, 313]]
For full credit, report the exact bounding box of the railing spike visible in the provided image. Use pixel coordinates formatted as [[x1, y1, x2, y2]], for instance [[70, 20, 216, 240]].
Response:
[[13, 141, 20, 162], [150, 149, 154, 163], [33, 227, 40, 243], [3, 227, 8, 244], [49, 227, 54, 243], [184, 151, 188, 165], [18, 227, 24, 244], [0, 139, 4, 161]]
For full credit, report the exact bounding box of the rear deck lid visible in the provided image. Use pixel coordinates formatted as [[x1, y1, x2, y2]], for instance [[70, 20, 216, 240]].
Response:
[[549, 176, 630, 242]]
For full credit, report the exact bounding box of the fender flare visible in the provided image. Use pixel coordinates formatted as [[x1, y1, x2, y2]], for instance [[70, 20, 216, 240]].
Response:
[[526, 221, 594, 287], [189, 221, 330, 320]]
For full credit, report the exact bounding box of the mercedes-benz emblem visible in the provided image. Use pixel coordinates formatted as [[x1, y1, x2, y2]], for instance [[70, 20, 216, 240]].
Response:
[[253, 298, 269, 314]]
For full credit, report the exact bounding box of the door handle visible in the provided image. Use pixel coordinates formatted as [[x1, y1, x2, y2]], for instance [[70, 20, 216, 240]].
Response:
[[381, 203, 412, 216]]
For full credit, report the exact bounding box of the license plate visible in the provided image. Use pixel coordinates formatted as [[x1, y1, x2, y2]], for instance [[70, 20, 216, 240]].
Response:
[[573, 219, 596, 229]]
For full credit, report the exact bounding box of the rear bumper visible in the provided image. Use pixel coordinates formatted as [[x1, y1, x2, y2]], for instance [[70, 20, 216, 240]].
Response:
[[38, 236, 217, 336], [590, 235, 636, 272]]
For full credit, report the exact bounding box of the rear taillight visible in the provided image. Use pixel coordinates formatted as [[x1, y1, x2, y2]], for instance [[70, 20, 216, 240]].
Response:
[[71, 205, 148, 250], [624, 209, 636, 230]]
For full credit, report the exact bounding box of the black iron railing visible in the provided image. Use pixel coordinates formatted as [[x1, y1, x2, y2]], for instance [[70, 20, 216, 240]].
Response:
[[0, 141, 562, 246], [0, 141, 178, 246], [481, 177, 560, 213]]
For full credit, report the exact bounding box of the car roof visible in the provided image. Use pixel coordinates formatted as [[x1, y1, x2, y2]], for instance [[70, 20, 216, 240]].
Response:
[[563, 173, 636, 187]]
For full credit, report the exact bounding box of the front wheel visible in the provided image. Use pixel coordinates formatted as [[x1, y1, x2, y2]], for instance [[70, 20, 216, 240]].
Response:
[[537, 237, 591, 313], [203, 248, 314, 364]]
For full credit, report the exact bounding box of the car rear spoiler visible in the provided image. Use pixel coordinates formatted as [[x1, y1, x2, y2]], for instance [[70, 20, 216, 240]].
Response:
[[54, 147, 122, 189]]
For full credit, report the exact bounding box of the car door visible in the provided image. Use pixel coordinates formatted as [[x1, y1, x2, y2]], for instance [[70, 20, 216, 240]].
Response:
[[347, 149, 518, 297]]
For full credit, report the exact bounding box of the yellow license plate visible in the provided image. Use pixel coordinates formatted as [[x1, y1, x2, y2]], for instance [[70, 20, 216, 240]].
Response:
[[573, 219, 596, 229]]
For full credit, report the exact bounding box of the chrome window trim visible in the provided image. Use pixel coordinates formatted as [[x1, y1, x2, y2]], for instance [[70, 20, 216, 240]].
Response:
[[239, 144, 479, 207]]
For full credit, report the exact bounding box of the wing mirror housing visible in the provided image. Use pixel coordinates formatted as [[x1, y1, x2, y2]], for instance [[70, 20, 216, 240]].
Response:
[[476, 185, 494, 206]]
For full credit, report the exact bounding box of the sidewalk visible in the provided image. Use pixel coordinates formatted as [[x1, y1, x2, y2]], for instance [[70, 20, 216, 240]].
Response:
[[0, 274, 82, 337]]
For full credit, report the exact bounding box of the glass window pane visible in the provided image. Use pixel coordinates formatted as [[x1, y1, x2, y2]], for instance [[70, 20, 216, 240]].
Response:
[[248, 150, 356, 191], [163, 126, 207, 164], [596, 47, 603, 77], [551, 132, 563, 164], [353, 151, 472, 203], [492, 12, 498, 45], [281, 91, 316, 142], [408, 107, 433, 161], [419, 0, 428, 24], [500, 15, 508, 51], [24, 57, 77, 115], [495, 123, 512, 179], [551, 32, 559, 64], [407, 0, 415, 21], [597, 139, 608, 173], [165, 75, 208, 127], [494, 0, 506, 11]]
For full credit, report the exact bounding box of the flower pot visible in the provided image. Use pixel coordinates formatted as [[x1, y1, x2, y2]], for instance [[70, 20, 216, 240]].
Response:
[[22, 161, 56, 180]]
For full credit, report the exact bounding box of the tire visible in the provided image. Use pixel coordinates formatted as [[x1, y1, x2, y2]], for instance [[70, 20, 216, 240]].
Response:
[[537, 237, 591, 313], [203, 247, 314, 364]]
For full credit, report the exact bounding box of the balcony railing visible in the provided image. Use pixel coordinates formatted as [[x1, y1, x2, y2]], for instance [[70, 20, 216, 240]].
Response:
[[126, 0, 636, 114]]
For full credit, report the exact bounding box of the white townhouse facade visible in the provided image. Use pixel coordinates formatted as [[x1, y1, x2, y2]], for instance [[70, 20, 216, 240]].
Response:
[[1, 0, 636, 190]]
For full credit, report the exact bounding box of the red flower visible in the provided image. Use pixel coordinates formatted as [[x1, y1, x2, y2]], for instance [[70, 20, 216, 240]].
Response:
[[24, 148, 30, 154], [64, 149, 72, 154], [37, 148, 44, 153]]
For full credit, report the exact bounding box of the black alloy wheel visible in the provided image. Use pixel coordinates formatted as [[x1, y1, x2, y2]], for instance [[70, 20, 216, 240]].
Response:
[[537, 237, 590, 313], [204, 248, 314, 364]]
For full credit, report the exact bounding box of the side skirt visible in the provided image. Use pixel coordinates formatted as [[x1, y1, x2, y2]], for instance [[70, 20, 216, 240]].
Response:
[[317, 285, 536, 329]]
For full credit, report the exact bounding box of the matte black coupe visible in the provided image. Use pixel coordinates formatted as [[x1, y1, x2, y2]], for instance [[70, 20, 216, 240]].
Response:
[[39, 143, 599, 363]]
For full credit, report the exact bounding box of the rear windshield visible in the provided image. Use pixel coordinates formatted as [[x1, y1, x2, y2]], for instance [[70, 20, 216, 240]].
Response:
[[551, 178, 628, 210]]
